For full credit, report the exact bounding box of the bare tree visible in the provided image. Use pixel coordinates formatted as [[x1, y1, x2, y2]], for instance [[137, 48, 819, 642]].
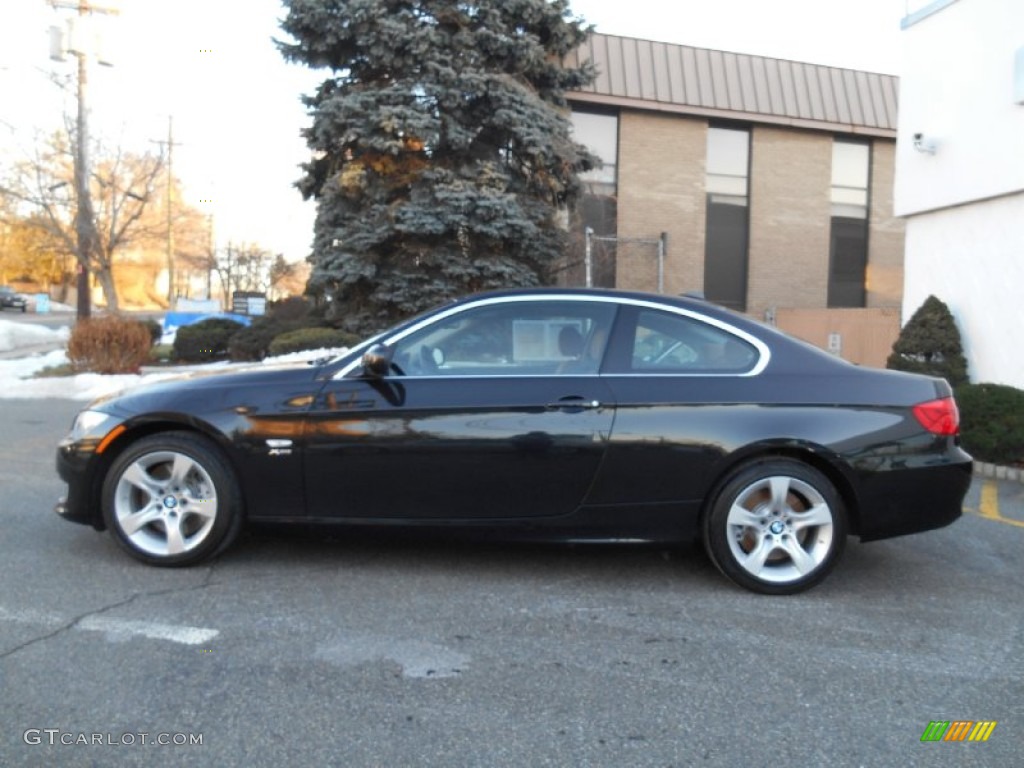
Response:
[[0, 131, 164, 311], [211, 243, 276, 301]]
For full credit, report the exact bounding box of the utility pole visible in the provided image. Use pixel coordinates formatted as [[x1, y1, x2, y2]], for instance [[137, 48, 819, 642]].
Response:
[[49, 0, 118, 321], [152, 116, 182, 307]]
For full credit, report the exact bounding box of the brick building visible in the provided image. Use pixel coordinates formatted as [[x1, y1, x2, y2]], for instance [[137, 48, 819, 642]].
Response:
[[563, 33, 904, 322]]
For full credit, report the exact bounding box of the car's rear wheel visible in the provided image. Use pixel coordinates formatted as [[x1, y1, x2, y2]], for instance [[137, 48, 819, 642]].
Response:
[[101, 432, 242, 566], [703, 459, 846, 594]]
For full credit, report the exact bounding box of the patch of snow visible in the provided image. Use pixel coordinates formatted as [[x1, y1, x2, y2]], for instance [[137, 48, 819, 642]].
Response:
[[0, 331, 352, 403], [0, 319, 70, 352]]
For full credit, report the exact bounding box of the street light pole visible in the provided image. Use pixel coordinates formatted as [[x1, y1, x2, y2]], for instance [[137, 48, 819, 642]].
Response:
[[50, 0, 119, 320], [166, 116, 175, 306], [151, 115, 182, 308], [72, 17, 95, 320]]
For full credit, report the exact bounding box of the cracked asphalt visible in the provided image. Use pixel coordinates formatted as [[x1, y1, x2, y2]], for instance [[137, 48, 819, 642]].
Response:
[[2, 397, 1022, 767]]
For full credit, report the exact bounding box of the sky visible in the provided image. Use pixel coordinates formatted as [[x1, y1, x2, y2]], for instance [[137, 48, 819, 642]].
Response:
[[1, 0, 910, 264]]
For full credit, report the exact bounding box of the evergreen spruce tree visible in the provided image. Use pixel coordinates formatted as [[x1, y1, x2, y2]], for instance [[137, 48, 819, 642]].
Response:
[[278, 0, 596, 333], [886, 295, 969, 387]]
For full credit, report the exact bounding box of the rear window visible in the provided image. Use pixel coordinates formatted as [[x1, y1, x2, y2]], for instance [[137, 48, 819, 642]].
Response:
[[628, 309, 758, 373]]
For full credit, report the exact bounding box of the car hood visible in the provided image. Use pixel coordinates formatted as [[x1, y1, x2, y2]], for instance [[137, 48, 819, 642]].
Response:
[[93, 361, 328, 416]]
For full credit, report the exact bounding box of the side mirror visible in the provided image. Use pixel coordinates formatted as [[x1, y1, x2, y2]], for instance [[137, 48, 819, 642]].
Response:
[[361, 343, 394, 378]]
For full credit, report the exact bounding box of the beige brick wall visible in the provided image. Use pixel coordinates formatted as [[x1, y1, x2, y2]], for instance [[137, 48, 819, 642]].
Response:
[[615, 111, 706, 295], [611, 116, 904, 314], [746, 126, 833, 317], [866, 140, 905, 307]]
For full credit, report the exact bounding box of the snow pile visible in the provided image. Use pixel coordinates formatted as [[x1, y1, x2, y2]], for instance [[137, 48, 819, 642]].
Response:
[[0, 319, 70, 352]]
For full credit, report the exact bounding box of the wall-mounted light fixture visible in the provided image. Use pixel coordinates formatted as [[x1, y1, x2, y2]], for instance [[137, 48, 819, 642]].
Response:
[[912, 132, 937, 155]]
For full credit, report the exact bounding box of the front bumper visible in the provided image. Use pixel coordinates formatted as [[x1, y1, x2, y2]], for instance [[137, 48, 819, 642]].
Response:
[[55, 440, 105, 529]]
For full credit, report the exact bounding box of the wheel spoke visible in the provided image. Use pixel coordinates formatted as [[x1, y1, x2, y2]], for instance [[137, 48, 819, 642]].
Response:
[[780, 537, 817, 575], [120, 506, 163, 536], [187, 504, 216, 523], [727, 502, 763, 529], [769, 476, 791, 512], [121, 463, 161, 497], [169, 454, 196, 488], [791, 502, 833, 531], [165, 516, 187, 555], [741, 536, 774, 576]]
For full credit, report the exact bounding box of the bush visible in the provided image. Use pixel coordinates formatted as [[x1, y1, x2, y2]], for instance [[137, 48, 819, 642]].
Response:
[[67, 315, 153, 374], [172, 318, 246, 363], [142, 318, 163, 346], [267, 296, 314, 323], [228, 317, 292, 362], [957, 383, 1024, 465], [227, 298, 341, 361], [887, 295, 968, 387], [268, 327, 359, 357]]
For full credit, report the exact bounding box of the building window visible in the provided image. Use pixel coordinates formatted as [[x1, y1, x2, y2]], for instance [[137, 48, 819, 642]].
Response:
[[704, 126, 750, 311], [829, 140, 870, 308], [572, 111, 618, 196], [570, 109, 619, 287]]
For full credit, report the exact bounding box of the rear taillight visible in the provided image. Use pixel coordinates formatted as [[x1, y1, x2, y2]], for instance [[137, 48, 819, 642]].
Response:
[[912, 397, 960, 436]]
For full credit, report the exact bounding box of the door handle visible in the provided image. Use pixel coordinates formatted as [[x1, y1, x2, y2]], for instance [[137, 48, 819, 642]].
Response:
[[546, 396, 602, 411]]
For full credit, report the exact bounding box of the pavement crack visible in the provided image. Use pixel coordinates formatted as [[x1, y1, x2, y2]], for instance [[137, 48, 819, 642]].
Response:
[[0, 592, 140, 660], [0, 570, 219, 659]]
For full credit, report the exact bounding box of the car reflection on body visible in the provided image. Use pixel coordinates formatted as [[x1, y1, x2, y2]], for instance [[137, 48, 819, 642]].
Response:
[[55, 288, 972, 594]]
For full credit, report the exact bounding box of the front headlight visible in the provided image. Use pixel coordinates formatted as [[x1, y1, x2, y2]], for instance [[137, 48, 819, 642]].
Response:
[[69, 409, 119, 441]]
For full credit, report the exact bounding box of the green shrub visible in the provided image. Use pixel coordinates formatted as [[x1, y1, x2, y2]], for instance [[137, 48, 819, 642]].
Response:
[[268, 327, 359, 357], [228, 317, 292, 361], [957, 383, 1024, 465], [887, 295, 968, 387], [67, 315, 153, 374], [267, 296, 314, 322], [228, 300, 340, 361], [142, 318, 163, 346], [172, 318, 246, 363]]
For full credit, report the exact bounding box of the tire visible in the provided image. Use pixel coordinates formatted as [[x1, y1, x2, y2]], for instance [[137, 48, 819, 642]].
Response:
[[703, 459, 847, 595], [101, 432, 243, 566]]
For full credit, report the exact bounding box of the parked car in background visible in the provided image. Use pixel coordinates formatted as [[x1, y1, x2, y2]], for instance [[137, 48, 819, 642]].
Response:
[[54, 288, 973, 594], [0, 286, 27, 312]]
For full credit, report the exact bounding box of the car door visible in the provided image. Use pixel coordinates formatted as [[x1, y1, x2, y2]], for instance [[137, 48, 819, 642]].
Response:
[[303, 298, 618, 520], [586, 303, 766, 506]]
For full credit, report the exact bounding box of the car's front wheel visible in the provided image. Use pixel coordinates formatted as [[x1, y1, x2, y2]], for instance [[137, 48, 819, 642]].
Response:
[[101, 432, 242, 566], [703, 459, 847, 594]]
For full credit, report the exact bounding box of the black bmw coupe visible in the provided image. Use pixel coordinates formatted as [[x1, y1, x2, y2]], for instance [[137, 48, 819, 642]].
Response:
[[56, 289, 972, 594]]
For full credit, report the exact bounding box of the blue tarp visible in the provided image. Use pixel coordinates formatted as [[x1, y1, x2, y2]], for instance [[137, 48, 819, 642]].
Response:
[[163, 312, 252, 331]]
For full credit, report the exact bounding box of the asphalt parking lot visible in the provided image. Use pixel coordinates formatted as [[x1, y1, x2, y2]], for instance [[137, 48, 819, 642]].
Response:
[[2, 397, 1021, 767]]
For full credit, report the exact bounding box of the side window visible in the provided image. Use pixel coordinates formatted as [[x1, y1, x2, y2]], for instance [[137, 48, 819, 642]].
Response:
[[391, 301, 616, 376], [630, 310, 757, 373]]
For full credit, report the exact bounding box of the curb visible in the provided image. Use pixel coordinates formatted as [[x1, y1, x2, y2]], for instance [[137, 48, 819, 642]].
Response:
[[973, 461, 1024, 484]]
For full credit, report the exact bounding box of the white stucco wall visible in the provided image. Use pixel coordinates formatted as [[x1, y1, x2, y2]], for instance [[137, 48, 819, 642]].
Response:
[[895, 0, 1024, 215], [903, 193, 1024, 388], [896, 0, 1024, 389]]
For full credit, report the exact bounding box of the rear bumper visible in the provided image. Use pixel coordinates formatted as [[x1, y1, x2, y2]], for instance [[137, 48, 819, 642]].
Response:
[[856, 456, 973, 542]]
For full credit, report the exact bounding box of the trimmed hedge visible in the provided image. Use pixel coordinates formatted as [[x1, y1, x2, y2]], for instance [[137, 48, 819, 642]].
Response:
[[172, 318, 246, 363], [268, 327, 359, 357], [957, 383, 1024, 466], [228, 317, 295, 362], [67, 315, 153, 374], [887, 295, 968, 387]]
